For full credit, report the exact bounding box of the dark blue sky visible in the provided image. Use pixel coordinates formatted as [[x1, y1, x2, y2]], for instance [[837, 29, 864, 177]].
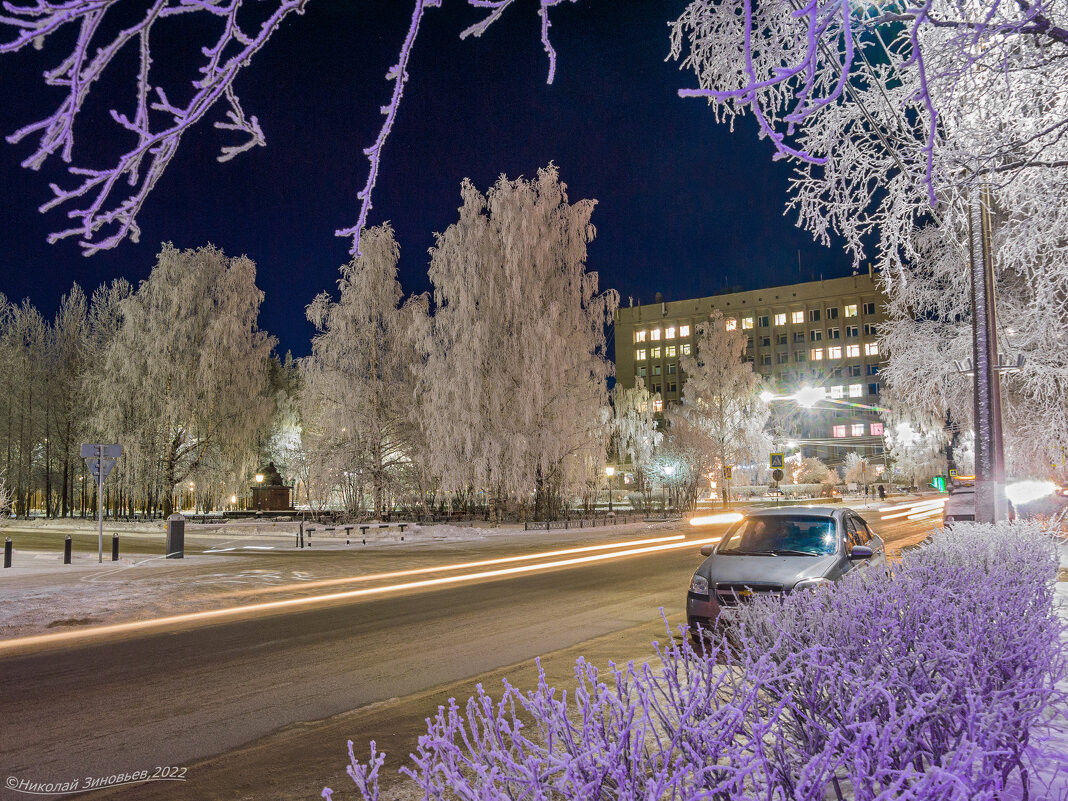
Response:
[[0, 0, 852, 357]]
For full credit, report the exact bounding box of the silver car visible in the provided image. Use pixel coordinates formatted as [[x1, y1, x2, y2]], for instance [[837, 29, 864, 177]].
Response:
[[687, 507, 885, 638]]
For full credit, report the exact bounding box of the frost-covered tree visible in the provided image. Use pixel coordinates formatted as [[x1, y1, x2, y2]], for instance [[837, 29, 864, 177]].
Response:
[[670, 1, 1068, 483], [423, 166, 618, 519], [0, 0, 575, 256], [843, 452, 883, 489], [302, 225, 428, 518], [792, 456, 837, 490], [882, 408, 950, 488], [609, 380, 663, 495], [45, 285, 91, 517], [0, 297, 47, 516], [98, 244, 275, 515], [674, 309, 770, 495]]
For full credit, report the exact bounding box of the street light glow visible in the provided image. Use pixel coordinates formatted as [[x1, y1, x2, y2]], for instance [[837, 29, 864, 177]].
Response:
[[792, 385, 825, 408], [1005, 480, 1057, 506]]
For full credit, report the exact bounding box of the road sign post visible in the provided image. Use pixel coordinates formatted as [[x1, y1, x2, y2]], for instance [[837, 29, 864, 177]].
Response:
[[81, 444, 122, 563]]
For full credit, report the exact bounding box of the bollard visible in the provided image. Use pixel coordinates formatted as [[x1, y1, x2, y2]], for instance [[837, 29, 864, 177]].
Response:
[[166, 513, 185, 559], [64, 535, 72, 564], [112, 534, 119, 561], [4, 537, 11, 568]]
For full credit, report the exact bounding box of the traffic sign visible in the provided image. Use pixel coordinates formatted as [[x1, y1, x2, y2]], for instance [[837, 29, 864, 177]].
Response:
[[769, 453, 785, 469], [85, 458, 117, 481], [949, 468, 957, 478], [723, 465, 733, 480], [81, 443, 122, 459], [772, 469, 785, 482]]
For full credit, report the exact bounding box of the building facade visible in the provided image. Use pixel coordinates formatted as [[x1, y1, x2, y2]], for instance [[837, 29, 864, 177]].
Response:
[[613, 273, 888, 467]]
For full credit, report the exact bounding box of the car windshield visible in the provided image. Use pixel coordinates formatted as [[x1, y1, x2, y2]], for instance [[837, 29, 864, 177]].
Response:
[[718, 515, 838, 556]]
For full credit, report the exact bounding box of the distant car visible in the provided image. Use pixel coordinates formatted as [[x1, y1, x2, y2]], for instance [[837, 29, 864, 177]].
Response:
[[765, 488, 785, 498], [687, 506, 885, 641]]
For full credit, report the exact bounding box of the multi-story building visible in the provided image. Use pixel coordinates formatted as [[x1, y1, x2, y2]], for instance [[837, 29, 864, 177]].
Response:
[[613, 272, 888, 467]]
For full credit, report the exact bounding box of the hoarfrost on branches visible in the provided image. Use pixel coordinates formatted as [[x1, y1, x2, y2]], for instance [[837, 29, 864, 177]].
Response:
[[421, 165, 617, 519], [301, 224, 429, 518], [671, 0, 1068, 479], [1, 0, 578, 255]]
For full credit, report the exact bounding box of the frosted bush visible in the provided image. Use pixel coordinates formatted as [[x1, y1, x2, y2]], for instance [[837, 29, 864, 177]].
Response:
[[325, 520, 1066, 801]]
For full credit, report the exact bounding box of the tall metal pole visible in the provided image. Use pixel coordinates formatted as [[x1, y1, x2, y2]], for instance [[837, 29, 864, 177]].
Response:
[[968, 185, 1007, 523], [97, 443, 104, 562]]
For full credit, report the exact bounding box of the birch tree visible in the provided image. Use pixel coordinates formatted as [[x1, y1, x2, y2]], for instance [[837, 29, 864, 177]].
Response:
[[99, 244, 275, 515], [610, 380, 663, 496], [46, 285, 91, 517], [675, 309, 770, 481], [302, 224, 428, 518], [423, 165, 618, 519]]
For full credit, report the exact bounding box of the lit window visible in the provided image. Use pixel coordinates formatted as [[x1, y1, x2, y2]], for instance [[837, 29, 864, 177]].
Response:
[[828, 346, 842, 359], [634, 330, 647, 343], [725, 318, 737, 331], [844, 304, 858, 317], [666, 327, 676, 339], [742, 317, 754, 330], [652, 398, 663, 413], [830, 385, 844, 399], [791, 311, 804, 324], [846, 344, 860, 357], [864, 342, 879, 356], [849, 384, 863, 398], [851, 423, 865, 436], [651, 329, 661, 341], [666, 345, 676, 357], [636, 349, 647, 361], [680, 324, 690, 337], [651, 347, 661, 359], [774, 313, 786, 326], [681, 343, 691, 355], [810, 348, 823, 361], [832, 425, 846, 438], [870, 423, 884, 436]]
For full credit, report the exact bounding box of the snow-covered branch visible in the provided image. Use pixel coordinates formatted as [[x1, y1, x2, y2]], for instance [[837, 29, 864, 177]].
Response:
[[2, 0, 579, 255]]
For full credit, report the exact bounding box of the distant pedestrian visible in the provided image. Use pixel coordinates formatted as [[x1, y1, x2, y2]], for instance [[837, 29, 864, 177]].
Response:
[[878, 484, 886, 500], [864, 484, 869, 498]]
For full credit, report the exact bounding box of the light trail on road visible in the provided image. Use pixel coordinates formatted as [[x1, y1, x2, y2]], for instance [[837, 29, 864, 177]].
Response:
[[878, 497, 946, 521], [0, 534, 722, 655], [219, 533, 687, 598]]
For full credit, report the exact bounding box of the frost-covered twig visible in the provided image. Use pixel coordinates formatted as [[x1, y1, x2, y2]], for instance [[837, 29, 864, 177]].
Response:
[[1, 0, 578, 256]]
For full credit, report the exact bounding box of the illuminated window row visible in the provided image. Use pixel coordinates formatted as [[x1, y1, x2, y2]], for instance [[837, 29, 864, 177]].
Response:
[[809, 342, 878, 361], [634, 325, 690, 343], [832, 422, 885, 438], [635, 344, 691, 361]]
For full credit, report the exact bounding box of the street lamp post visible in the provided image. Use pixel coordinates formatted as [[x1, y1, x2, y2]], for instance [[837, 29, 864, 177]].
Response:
[[254, 472, 264, 511]]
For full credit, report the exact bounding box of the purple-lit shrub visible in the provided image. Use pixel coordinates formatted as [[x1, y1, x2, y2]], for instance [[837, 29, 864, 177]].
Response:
[[324, 521, 1066, 801]]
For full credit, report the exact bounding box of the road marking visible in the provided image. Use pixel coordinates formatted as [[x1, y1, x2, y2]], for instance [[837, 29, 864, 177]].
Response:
[[0, 535, 722, 655]]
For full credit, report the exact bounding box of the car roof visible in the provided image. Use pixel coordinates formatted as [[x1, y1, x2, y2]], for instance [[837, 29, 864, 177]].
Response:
[[743, 506, 847, 519]]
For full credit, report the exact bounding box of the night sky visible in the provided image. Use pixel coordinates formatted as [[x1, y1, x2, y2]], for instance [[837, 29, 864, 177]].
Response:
[[0, 0, 852, 358]]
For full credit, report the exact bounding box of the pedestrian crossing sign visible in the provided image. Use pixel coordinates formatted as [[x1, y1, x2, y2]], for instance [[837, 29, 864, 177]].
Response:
[[770, 453, 785, 469]]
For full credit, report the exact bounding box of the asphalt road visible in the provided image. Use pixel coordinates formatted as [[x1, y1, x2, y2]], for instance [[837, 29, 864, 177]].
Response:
[[0, 512, 932, 800]]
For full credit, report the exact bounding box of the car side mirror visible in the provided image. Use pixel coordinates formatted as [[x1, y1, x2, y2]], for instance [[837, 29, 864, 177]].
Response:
[[848, 545, 873, 560], [700, 544, 716, 557]]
